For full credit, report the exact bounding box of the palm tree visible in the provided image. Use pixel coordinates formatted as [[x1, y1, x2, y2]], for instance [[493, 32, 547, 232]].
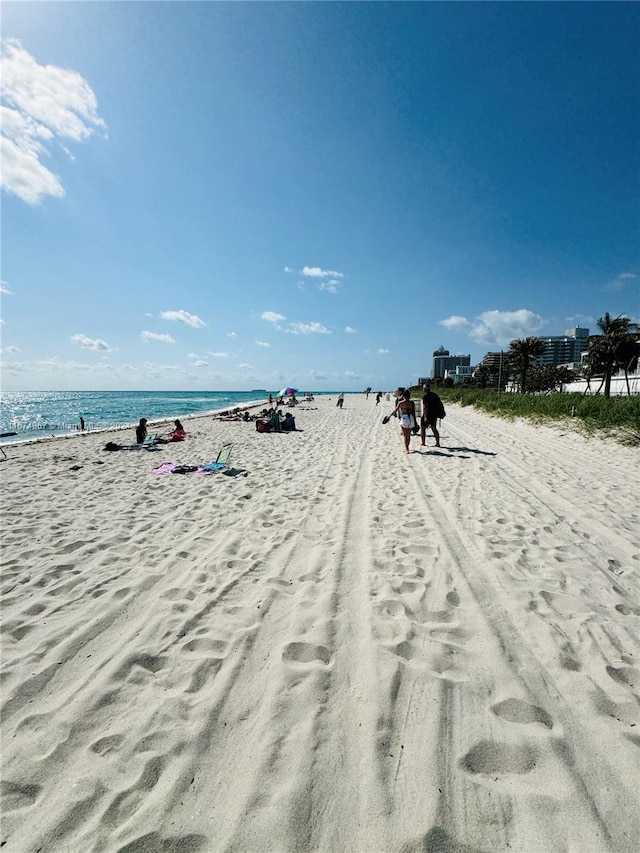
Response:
[[614, 334, 640, 396], [508, 337, 545, 392], [586, 314, 639, 398]]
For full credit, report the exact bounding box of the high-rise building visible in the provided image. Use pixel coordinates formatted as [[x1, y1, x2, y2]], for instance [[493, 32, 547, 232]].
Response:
[[431, 346, 471, 379], [538, 327, 590, 366]]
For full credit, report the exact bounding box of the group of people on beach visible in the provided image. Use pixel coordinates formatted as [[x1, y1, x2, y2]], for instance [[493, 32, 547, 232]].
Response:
[[136, 418, 185, 445], [255, 407, 297, 433], [387, 384, 443, 454]]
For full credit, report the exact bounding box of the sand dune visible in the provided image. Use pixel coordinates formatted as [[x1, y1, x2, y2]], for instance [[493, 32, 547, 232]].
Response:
[[1, 395, 639, 852]]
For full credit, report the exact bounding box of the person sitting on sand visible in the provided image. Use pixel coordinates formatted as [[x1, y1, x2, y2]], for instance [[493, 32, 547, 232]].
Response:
[[387, 389, 416, 454], [136, 418, 148, 444], [169, 419, 186, 441], [282, 412, 296, 431]]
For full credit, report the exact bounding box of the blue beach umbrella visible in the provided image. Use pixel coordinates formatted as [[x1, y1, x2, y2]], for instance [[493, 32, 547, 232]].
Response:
[[277, 387, 298, 397]]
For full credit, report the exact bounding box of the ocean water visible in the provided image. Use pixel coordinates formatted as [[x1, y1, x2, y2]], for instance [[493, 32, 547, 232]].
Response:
[[0, 390, 280, 444]]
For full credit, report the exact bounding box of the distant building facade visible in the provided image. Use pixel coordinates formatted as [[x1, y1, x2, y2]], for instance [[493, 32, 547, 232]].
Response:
[[431, 346, 471, 380], [538, 327, 590, 366], [445, 365, 475, 384]]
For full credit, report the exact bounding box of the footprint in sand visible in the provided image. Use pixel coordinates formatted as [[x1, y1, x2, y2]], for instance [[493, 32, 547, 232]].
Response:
[[266, 577, 294, 594], [616, 603, 640, 616], [90, 733, 125, 756], [606, 665, 638, 689], [113, 653, 165, 681], [23, 603, 47, 616], [411, 827, 485, 853], [181, 638, 227, 658], [1, 779, 41, 810], [283, 641, 331, 666], [492, 698, 553, 729], [461, 740, 538, 775], [115, 832, 208, 853], [376, 599, 408, 620]]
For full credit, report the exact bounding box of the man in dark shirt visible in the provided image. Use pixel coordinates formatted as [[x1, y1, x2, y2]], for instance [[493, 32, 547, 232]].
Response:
[[420, 384, 442, 447]]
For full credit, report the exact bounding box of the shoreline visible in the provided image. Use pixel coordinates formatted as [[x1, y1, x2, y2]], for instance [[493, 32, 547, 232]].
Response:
[[0, 397, 271, 449]]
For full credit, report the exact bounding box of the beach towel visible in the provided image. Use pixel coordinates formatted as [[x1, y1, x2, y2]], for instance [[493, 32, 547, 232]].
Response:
[[150, 462, 237, 476]]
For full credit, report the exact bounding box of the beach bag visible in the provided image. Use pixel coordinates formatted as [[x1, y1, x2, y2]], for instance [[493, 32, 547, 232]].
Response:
[[256, 419, 271, 433], [399, 413, 416, 429], [429, 393, 446, 419], [104, 442, 121, 451]]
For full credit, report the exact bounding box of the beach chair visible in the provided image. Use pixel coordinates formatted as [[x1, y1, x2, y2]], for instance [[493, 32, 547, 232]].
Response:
[[142, 434, 160, 448], [202, 443, 233, 472]]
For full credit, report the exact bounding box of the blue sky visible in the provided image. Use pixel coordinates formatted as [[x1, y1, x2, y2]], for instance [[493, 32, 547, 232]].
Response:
[[1, 2, 638, 392]]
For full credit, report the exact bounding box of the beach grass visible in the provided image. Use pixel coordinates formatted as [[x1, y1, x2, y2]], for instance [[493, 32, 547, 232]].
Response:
[[413, 387, 640, 446]]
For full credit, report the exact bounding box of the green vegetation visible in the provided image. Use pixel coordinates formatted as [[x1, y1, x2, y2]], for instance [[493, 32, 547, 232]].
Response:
[[407, 312, 639, 444], [583, 313, 640, 398], [409, 387, 640, 445]]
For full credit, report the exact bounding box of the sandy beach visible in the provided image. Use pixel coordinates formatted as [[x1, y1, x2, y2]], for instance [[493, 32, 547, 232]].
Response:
[[1, 393, 639, 853]]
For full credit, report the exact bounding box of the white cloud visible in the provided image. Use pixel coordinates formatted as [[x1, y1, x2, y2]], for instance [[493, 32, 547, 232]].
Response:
[[238, 362, 254, 369], [261, 311, 285, 324], [344, 326, 358, 334], [288, 321, 331, 335], [1, 38, 106, 204], [70, 333, 111, 351], [192, 360, 208, 367], [159, 309, 206, 328], [0, 281, 12, 294], [255, 340, 270, 347], [438, 310, 544, 346], [1, 345, 20, 353], [565, 314, 594, 327], [604, 272, 638, 292], [141, 331, 175, 344], [309, 369, 329, 380], [377, 348, 389, 355], [439, 315, 471, 331], [207, 351, 229, 358], [227, 331, 237, 338], [302, 266, 344, 279], [284, 266, 293, 273], [319, 279, 341, 294], [470, 309, 544, 345]]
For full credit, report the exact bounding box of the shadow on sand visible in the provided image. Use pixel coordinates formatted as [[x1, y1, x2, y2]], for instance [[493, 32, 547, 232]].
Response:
[[445, 445, 497, 457], [411, 448, 469, 458]]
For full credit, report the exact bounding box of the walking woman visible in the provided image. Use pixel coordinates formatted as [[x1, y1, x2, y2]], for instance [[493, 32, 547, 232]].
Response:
[[388, 388, 416, 454]]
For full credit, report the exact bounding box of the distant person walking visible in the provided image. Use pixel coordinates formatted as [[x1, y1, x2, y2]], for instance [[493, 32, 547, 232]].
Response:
[[375, 392, 382, 405], [420, 384, 444, 448], [336, 392, 345, 408], [79, 416, 85, 431], [388, 388, 416, 454]]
